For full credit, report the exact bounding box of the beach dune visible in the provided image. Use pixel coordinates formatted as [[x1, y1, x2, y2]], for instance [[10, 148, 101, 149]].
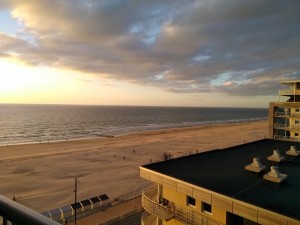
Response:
[[0, 121, 268, 212]]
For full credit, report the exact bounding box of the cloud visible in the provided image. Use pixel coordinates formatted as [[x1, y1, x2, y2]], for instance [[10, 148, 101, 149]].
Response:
[[0, 32, 31, 60], [1, 0, 300, 96], [223, 82, 236, 87]]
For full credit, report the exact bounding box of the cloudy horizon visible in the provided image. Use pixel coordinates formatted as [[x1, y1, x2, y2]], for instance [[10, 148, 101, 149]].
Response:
[[0, 0, 300, 107]]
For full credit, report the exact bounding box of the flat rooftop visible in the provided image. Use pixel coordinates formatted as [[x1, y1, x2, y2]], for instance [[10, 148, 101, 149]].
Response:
[[142, 139, 300, 220]]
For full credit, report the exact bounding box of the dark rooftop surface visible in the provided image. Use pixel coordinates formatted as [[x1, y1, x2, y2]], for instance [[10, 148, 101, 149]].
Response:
[[142, 139, 300, 220]]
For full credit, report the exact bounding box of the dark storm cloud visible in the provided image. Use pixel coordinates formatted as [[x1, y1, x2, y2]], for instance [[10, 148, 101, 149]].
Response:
[[1, 0, 300, 96]]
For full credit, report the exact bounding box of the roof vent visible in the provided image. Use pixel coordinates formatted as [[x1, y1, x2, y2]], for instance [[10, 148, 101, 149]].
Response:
[[245, 157, 266, 173], [286, 145, 300, 156], [263, 166, 287, 183], [267, 150, 285, 162]]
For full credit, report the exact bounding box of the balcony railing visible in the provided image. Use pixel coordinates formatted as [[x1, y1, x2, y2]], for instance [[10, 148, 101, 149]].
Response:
[[274, 123, 290, 129], [290, 125, 300, 130], [279, 89, 300, 96], [141, 211, 157, 225], [142, 188, 174, 221], [274, 112, 291, 117], [174, 206, 221, 225], [291, 113, 300, 118], [274, 135, 290, 141], [273, 123, 300, 130], [142, 188, 222, 225], [0, 195, 61, 225], [275, 112, 300, 118], [274, 135, 300, 142]]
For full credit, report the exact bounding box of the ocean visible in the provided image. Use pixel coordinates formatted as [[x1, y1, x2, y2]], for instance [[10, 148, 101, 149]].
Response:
[[0, 104, 268, 146]]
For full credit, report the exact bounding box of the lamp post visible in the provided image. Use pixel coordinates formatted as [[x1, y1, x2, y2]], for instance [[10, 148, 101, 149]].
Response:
[[74, 178, 79, 225]]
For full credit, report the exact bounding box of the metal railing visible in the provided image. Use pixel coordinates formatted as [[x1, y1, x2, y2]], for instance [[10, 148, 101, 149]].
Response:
[[274, 111, 300, 119], [174, 206, 221, 225], [141, 188, 222, 225], [279, 89, 300, 96], [274, 123, 290, 129], [291, 113, 300, 117], [274, 135, 300, 142], [141, 211, 157, 225], [274, 112, 291, 117], [290, 125, 300, 130], [274, 135, 291, 141], [0, 195, 61, 225], [141, 188, 174, 221]]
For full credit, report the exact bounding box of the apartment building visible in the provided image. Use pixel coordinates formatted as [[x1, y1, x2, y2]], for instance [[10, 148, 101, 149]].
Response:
[[269, 80, 300, 141], [140, 139, 300, 225]]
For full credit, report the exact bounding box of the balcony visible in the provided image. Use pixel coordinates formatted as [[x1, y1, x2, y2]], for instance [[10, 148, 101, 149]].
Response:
[[279, 89, 300, 96], [275, 112, 300, 118], [142, 188, 174, 221], [141, 188, 222, 225], [274, 135, 300, 142], [290, 125, 300, 130], [274, 112, 291, 117], [274, 135, 290, 141], [141, 211, 157, 225], [274, 123, 290, 129], [291, 113, 300, 118], [174, 207, 221, 225]]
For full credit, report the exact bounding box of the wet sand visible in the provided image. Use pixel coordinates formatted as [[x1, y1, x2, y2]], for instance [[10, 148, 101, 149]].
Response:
[[0, 120, 268, 212]]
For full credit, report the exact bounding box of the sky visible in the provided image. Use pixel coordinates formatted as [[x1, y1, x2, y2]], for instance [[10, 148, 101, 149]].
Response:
[[0, 0, 300, 108]]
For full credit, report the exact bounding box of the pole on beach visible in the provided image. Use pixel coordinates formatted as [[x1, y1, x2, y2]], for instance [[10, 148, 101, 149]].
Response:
[[74, 178, 79, 225]]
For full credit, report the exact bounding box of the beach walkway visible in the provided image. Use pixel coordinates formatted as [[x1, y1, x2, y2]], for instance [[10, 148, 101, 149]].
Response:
[[68, 196, 143, 225]]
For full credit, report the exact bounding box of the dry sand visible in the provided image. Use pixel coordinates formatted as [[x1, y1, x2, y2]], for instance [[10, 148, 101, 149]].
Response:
[[0, 121, 268, 212]]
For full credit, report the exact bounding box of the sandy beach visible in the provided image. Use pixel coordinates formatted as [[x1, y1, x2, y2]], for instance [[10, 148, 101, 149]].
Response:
[[0, 120, 268, 212]]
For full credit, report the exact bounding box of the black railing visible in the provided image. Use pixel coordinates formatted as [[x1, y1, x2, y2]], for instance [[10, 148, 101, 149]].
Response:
[[0, 195, 61, 225]]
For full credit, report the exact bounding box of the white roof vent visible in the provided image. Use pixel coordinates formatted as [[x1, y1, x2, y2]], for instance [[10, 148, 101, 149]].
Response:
[[263, 166, 287, 183], [267, 150, 285, 162], [245, 157, 266, 173], [286, 146, 300, 156]]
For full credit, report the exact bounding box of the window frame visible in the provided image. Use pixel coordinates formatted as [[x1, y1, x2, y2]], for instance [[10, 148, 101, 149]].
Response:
[[201, 202, 212, 215], [186, 195, 196, 207]]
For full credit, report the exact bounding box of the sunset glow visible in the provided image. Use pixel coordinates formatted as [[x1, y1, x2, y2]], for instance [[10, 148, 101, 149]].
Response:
[[0, 1, 299, 107]]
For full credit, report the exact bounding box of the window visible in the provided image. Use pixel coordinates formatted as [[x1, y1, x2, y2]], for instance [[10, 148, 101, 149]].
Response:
[[187, 196, 196, 207], [296, 109, 300, 113], [295, 133, 299, 137], [202, 202, 212, 214], [295, 120, 300, 125]]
